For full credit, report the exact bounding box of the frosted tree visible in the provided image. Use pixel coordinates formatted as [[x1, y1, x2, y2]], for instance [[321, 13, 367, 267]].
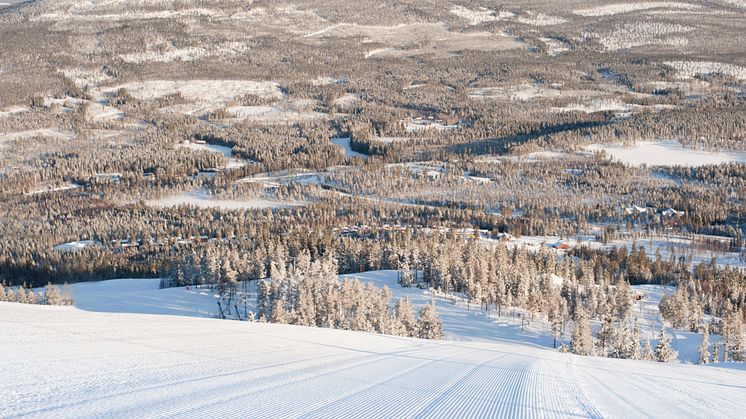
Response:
[[394, 298, 417, 337], [654, 329, 678, 363], [26, 288, 38, 304], [417, 300, 443, 339], [270, 298, 289, 324], [723, 311, 745, 361], [615, 280, 632, 320], [698, 330, 711, 365], [0, 283, 7, 302], [296, 281, 317, 327], [220, 259, 238, 310], [256, 280, 271, 321], [571, 305, 592, 356], [399, 259, 415, 287], [712, 342, 720, 363], [44, 283, 62, 305], [643, 337, 654, 361], [548, 292, 566, 348], [596, 316, 614, 356]]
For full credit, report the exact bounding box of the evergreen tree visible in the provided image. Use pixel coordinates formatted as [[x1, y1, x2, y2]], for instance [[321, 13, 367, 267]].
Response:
[[643, 337, 654, 361], [698, 330, 711, 365], [270, 298, 289, 324], [571, 305, 592, 356], [399, 259, 415, 287], [44, 283, 62, 305], [256, 280, 271, 321], [654, 329, 678, 363], [394, 298, 417, 337], [417, 300, 443, 339]]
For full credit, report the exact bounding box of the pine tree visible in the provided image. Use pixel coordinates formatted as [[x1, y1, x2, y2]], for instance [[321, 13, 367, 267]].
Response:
[[26, 288, 37, 304], [548, 292, 565, 348], [654, 329, 678, 363], [416, 300, 443, 339], [256, 280, 271, 321], [571, 305, 592, 356], [723, 310, 745, 362], [698, 330, 711, 365], [643, 337, 654, 361], [270, 298, 288, 324], [596, 316, 614, 356], [394, 298, 417, 337], [399, 259, 415, 287], [712, 342, 719, 363], [44, 283, 62, 305]]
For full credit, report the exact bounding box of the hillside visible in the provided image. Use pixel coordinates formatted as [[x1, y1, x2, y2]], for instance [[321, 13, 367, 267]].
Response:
[[2, 302, 745, 418], [57, 272, 720, 363]]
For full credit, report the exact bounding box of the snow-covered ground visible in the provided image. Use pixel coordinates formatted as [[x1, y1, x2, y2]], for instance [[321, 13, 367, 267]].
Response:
[[145, 190, 305, 210], [491, 231, 746, 271], [573, 2, 702, 17], [104, 80, 284, 102], [331, 137, 367, 158], [2, 301, 745, 418], [53, 240, 100, 252], [587, 140, 746, 166], [43, 270, 739, 364]]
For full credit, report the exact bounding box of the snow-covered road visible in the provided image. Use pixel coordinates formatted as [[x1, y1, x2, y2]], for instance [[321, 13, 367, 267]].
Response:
[[2, 303, 745, 418]]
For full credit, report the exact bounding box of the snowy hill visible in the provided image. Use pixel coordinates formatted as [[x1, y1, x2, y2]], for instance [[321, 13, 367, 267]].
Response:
[[1, 302, 745, 418], [59, 272, 719, 362]]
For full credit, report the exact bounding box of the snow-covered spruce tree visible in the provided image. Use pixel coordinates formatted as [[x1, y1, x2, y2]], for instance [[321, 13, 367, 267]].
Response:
[[219, 259, 238, 312], [256, 280, 271, 321], [270, 298, 289, 324], [698, 330, 711, 365], [654, 329, 678, 363], [548, 291, 566, 349], [417, 300, 443, 340], [0, 282, 7, 302], [610, 322, 638, 360], [399, 259, 415, 288], [723, 310, 745, 361], [44, 283, 62, 305], [712, 343, 720, 363], [571, 305, 592, 356], [394, 298, 417, 337], [26, 288, 38, 304], [596, 316, 614, 356], [643, 337, 655, 361]]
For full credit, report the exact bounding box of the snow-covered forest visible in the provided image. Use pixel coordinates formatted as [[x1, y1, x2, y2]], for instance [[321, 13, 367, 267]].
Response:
[[1, 0, 745, 415]]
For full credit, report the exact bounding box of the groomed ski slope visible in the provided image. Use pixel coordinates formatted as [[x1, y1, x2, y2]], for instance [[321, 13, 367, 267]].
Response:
[[2, 303, 745, 418]]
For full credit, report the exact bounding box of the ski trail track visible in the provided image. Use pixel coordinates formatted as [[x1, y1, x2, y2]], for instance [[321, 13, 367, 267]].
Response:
[[1, 304, 745, 418]]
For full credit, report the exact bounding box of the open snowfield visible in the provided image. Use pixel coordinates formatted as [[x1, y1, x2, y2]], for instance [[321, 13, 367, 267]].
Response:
[[331, 137, 367, 158], [573, 2, 703, 17], [305, 22, 521, 58], [587, 140, 746, 166], [34, 271, 739, 363], [2, 301, 746, 418], [105, 80, 284, 102], [145, 190, 305, 210]]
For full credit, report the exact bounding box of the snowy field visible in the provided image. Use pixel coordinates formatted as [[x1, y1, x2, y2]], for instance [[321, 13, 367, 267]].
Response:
[[331, 137, 367, 158], [36, 271, 739, 363], [145, 190, 305, 210], [2, 301, 746, 418], [587, 140, 746, 166]]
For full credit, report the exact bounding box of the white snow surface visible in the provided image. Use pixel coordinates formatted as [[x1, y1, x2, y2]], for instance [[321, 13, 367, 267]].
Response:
[[2, 300, 746, 418], [146, 190, 304, 210], [574, 2, 702, 17], [331, 137, 367, 158], [587, 140, 746, 166]]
